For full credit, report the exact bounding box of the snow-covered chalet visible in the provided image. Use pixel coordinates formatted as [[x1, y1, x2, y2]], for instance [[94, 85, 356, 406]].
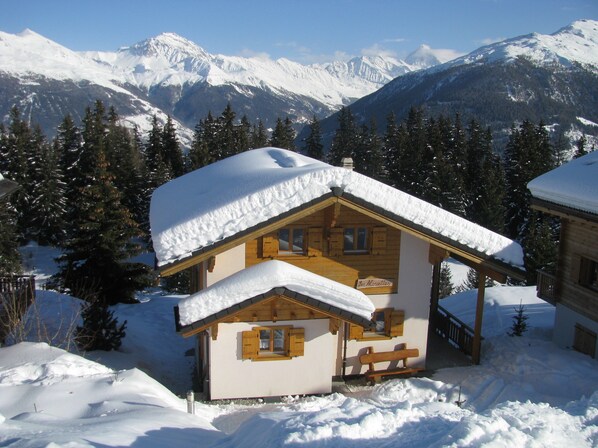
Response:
[[150, 147, 525, 400], [529, 150, 598, 359]]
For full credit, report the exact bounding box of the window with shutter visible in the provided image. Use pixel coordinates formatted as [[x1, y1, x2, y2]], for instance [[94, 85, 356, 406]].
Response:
[[351, 308, 405, 340], [371, 227, 387, 255], [262, 234, 279, 258], [307, 227, 323, 256], [329, 228, 343, 257], [242, 326, 304, 361], [242, 330, 259, 359]]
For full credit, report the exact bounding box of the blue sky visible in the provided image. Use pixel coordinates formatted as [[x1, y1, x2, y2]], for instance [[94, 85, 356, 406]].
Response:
[[1, 0, 597, 63]]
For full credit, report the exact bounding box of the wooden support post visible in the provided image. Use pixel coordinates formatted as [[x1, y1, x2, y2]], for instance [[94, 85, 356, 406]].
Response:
[[471, 274, 486, 365], [429, 262, 441, 332], [189, 262, 203, 294]]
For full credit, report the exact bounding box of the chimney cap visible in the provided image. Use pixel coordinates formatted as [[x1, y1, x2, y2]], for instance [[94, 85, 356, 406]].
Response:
[[341, 157, 354, 171]]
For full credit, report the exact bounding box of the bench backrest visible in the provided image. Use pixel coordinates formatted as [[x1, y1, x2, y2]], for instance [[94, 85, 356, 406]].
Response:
[[359, 348, 419, 365]]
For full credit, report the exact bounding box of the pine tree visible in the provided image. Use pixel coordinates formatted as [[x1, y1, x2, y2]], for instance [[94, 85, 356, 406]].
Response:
[[270, 117, 296, 150], [521, 211, 558, 284], [303, 115, 324, 160], [251, 120, 269, 149], [57, 142, 151, 305], [29, 138, 66, 245], [162, 116, 185, 177], [76, 300, 127, 351], [328, 107, 359, 166], [438, 262, 454, 299], [145, 115, 172, 189], [56, 114, 83, 211], [353, 119, 384, 180], [0, 201, 22, 275], [574, 134, 588, 159]]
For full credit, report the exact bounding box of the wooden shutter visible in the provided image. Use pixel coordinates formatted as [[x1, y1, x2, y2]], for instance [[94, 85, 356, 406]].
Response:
[[308, 227, 323, 257], [371, 227, 387, 255], [329, 228, 343, 257], [242, 330, 259, 359], [262, 233, 279, 258], [348, 323, 364, 340], [388, 310, 405, 337], [288, 328, 305, 357]]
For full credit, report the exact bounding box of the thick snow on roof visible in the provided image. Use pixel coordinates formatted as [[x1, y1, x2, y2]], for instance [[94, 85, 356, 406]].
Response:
[[177, 260, 375, 326], [151, 147, 523, 269], [528, 150, 598, 215]]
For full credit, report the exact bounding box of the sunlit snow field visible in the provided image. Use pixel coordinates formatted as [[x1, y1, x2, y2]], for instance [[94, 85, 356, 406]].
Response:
[[0, 245, 596, 447]]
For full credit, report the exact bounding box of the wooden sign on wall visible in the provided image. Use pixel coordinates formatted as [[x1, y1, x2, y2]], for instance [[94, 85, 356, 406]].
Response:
[[356, 278, 393, 289]]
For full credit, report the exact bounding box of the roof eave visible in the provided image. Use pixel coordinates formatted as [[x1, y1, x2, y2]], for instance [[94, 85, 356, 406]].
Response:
[[175, 286, 374, 338]]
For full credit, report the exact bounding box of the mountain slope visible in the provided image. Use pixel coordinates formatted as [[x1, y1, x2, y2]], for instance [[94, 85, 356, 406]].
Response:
[[314, 19, 598, 149]]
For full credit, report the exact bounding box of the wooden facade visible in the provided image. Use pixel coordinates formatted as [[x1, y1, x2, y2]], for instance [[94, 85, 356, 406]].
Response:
[[554, 218, 598, 322], [245, 204, 401, 295], [532, 197, 598, 358]]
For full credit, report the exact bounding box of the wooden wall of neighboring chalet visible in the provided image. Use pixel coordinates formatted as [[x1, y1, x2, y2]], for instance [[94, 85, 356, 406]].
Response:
[[245, 204, 401, 294], [557, 218, 598, 322]]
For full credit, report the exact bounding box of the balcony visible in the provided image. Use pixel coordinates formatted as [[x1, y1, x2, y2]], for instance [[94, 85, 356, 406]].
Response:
[[536, 270, 557, 305]]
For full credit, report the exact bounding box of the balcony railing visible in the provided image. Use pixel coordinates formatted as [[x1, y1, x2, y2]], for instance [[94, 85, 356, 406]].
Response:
[[433, 305, 476, 356], [536, 270, 557, 305]]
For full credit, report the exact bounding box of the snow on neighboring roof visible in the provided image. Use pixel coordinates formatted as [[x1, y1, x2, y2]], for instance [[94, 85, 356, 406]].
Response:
[[528, 150, 598, 216], [177, 260, 375, 326], [150, 147, 523, 269]]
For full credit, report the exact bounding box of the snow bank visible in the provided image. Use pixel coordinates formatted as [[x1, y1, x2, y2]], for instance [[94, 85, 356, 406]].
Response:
[[177, 260, 375, 326], [528, 149, 598, 215], [151, 147, 523, 269]]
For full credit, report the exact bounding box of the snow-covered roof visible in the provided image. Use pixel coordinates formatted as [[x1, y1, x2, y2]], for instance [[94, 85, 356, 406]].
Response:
[[150, 147, 523, 270], [528, 150, 598, 216], [177, 260, 376, 327]]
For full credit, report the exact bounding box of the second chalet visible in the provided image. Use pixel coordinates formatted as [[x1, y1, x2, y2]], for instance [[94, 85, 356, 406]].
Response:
[[150, 147, 525, 400]]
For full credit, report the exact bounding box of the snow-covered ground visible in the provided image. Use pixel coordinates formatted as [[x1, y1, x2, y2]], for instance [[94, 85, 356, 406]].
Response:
[[0, 246, 597, 447]]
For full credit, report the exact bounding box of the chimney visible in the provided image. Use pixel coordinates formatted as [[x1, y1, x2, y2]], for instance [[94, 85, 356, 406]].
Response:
[[341, 157, 354, 171]]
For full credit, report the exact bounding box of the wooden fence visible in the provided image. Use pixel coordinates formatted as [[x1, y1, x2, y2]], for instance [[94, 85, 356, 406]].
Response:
[[0, 275, 36, 344]]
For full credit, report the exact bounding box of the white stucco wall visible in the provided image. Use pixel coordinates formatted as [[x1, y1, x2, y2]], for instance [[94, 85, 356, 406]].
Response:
[[342, 232, 433, 375], [208, 319, 336, 400], [553, 303, 598, 358], [206, 244, 246, 287]]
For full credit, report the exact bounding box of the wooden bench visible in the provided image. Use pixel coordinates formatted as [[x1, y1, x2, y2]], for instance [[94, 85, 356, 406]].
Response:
[[359, 346, 423, 382]]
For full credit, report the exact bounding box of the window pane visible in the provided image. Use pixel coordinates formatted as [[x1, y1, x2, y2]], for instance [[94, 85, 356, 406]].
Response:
[[292, 228, 304, 253], [273, 329, 285, 351], [357, 228, 367, 250], [344, 228, 354, 251], [374, 311, 386, 332], [259, 329, 270, 350], [279, 228, 290, 252]]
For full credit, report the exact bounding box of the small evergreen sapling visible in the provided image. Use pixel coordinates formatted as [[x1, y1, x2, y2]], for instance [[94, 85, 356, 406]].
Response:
[[509, 301, 529, 337]]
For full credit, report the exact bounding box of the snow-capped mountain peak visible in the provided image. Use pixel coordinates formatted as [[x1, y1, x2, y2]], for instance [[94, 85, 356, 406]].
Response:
[[450, 18, 598, 70], [119, 32, 210, 63]]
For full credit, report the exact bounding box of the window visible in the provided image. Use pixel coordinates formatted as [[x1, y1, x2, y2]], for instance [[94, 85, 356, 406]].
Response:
[[242, 326, 305, 360], [349, 309, 404, 340], [580, 257, 598, 292], [279, 228, 305, 254], [344, 227, 368, 253]]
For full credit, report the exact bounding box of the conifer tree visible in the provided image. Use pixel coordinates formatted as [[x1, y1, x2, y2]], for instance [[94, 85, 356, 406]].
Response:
[[251, 120, 269, 149], [303, 115, 324, 160], [353, 119, 384, 180], [56, 114, 83, 207], [162, 115, 185, 177], [29, 138, 66, 245], [270, 117, 296, 150], [328, 107, 359, 166], [574, 134, 588, 159], [57, 149, 151, 305], [237, 115, 251, 153], [439, 262, 454, 299], [384, 113, 409, 190], [76, 300, 127, 351], [0, 201, 22, 275]]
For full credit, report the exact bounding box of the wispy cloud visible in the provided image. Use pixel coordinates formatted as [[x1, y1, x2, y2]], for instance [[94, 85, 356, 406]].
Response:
[[478, 37, 506, 46], [360, 43, 397, 59], [382, 37, 407, 44], [238, 48, 272, 60]]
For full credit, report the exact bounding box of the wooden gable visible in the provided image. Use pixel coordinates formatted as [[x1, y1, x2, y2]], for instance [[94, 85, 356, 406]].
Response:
[[177, 289, 374, 338]]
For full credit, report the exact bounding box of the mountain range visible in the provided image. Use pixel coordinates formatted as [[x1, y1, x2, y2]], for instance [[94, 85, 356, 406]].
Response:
[[1, 20, 597, 150], [314, 19, 598, 150], [0, 29, 445, 143]]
